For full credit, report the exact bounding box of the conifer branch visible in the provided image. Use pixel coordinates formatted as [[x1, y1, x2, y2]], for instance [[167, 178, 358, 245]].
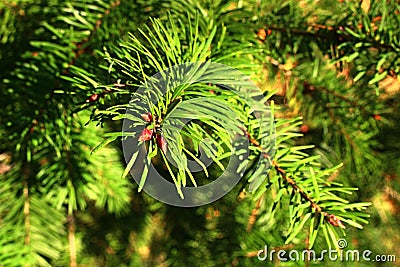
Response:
[[65, 0, 122, 70], [1, 1, 385, 264], [242, 128, 346, 229], [261, 23, 398, 52], [302, 81, 371, 117]]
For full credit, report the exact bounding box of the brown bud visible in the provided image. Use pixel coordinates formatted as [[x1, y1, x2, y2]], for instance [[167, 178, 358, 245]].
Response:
[[138, 128, 154, 142], [257, 28, 267, 41], [327, 214, 346, 229], [86, 94, 99, 103], [141, 113, 153, 122]]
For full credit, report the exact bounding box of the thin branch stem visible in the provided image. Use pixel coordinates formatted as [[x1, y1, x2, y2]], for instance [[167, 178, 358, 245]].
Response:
[[68, 215, 77, 267], [303, 81, 371, 117], [246, 196, 263, 232], [23, 169, 30, 246], [264, 23, 397, 52], [242, 128, 345, 229]]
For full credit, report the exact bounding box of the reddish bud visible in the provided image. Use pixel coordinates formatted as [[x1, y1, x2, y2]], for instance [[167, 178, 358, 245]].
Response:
[[138, 128, 153, 142], [86, 94, 99, 103], [303, 81, 316, 93], [141, 113, 153, 122], [327, 214, 346, 229], [32, 52, 39, 57], [373, 114, 382, 121], [257, 28, 267, 41], [300, 125, 309, 133], [372, 16, 382, 22], [156, 134, 167, 154]]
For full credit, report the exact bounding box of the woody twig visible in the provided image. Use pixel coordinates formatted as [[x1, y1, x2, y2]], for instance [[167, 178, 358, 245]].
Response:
[[242, 128, 345, 229]]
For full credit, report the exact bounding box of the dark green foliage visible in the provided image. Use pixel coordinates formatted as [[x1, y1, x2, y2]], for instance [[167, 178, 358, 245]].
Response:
[[1, 0, 399, 266]]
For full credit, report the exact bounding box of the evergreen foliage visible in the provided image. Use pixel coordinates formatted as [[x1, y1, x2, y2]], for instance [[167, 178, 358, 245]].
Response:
[[1, 0, 399, 266]]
